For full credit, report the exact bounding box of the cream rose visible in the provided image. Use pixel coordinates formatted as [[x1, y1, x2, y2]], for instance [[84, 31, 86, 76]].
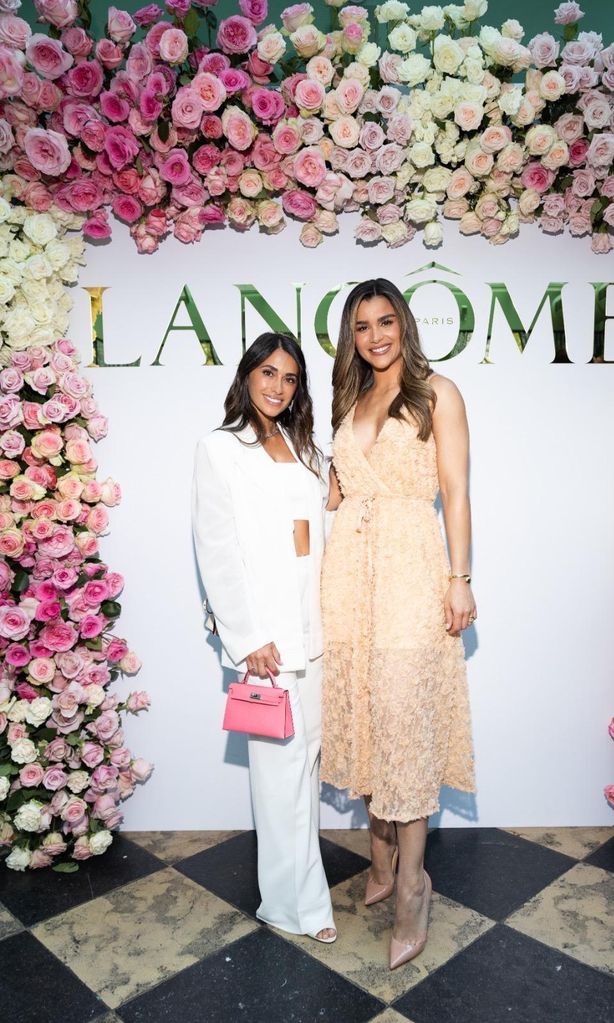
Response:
[[388, 23, 417, 54], [257, 31, 286, 64], [329, 115, 360, 148], [433, 35, 464, 74]]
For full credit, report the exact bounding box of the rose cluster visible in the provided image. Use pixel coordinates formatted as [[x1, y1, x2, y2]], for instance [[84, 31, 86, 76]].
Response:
[[0, 336, 151, 871], [0, 0, 610, 251]]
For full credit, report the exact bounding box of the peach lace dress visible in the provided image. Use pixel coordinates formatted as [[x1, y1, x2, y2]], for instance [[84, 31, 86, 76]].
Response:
[[320, 406, 475, 822]]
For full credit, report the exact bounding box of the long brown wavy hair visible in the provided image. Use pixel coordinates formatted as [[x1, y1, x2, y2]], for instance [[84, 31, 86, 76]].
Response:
[[222, 332, 321, 474], [332, 279, 435, 440]]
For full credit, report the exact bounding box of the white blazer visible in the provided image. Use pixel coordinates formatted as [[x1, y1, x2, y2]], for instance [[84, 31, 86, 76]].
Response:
[[192, 424, 325, 672]]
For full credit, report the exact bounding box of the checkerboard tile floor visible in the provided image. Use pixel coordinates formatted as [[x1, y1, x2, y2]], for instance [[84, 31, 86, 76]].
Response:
[[1, 827, 613, 1023]]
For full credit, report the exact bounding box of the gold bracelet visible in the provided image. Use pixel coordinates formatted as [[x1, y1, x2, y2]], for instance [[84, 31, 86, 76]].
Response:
[[449, 573, 471, 583]]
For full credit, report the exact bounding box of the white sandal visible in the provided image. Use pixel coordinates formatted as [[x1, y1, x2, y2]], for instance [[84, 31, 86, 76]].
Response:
[[308, 927, 337, 944]]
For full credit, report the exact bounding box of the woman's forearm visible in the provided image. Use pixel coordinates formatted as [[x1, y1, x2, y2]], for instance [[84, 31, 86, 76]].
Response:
[[440, 489, 472, 575]]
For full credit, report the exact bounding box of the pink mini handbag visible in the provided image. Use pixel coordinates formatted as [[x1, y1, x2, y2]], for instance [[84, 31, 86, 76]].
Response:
[[223, 669, 294, 739]]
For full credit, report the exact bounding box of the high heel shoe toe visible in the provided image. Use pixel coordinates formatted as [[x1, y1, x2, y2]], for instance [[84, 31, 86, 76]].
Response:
[[365, 847, 398, 906], [389, 871, 432, 970]]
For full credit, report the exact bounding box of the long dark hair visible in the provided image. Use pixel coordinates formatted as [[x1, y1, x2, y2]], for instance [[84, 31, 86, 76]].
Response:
[[332, 279, 435, 440], [222, 332, 321, 474]]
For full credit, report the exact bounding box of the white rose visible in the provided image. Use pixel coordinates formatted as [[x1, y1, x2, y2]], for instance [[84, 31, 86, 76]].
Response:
[[83, 684, 105, 708], [397, 53, 431, 85], [479, 26, 501, 56], [89, 830, 114, 856], [8, 239, 32, 262], [6, 846, 31, 871], [498, 85, 523, 115], [22, 254, 52, 281], [463, 57, 486, 83], [0, 275, 15, 304], [14, 800, 43, 832], [409, 141, 435, 168], [419, 6, 445, 31], [0, 776, 10, 800], [388, 23, 417, 53], [539, 70, 566, 101], [23, 213, 57, 247], [44, 238, 70, 271], [25, 697, 52, 728], [66, 771, 90, 794], [357, 42, 381, 67], [344, 61, 370, 86], [381, 221, 410, 246], [443, 4, 467, 28], [9, 737, 37, 765], [433, 35, 464, 74], [423, 166, 452, 191], [375, 1, 410, 23], [463, 0, 488, 20], [429, 91, 455, 118], [501, 19, 524, 41], [257, 31, 286, 65], [8, 700, 28, 723], [0, 257, 23, 284], [0, 197, 11, 223], [406, 196, 437, 222], [424, 220, 443, 246]]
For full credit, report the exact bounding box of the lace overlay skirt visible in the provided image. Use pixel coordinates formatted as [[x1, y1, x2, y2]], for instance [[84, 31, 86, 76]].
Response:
[[320, 495, 475, 822]]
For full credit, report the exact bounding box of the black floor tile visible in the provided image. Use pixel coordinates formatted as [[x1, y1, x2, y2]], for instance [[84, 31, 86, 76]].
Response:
[[424, 827, 576, 920], [584, 836, 614, 873], [175, 830, 261, 916], [393, 924, 614, 1023], [175, 830, 370, 918], [0, 836, 164, 927], [117, 926, 384, 1023], [0, 931, 106, 1023], [319, 836, 370, 889]]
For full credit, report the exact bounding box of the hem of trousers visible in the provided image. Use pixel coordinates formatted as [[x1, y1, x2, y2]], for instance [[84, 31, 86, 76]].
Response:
[[256, 906, 336, 937]]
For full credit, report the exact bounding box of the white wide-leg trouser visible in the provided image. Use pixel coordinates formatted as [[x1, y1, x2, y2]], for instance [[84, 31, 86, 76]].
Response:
[[247, 558, 334, 936]]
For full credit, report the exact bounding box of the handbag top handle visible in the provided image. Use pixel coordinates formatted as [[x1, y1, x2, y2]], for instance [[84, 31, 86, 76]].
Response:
[[241, 668, 279, 689]]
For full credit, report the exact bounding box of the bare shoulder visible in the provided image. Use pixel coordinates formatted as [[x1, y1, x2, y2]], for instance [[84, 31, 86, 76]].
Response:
[[429, 373, 466, 412]]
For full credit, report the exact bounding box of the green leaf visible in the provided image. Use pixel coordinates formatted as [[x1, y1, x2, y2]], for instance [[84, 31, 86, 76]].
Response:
[[53, 861, 79, 873], [12, 570, 29, 594], [84, 637, 103, 652], [66, 733, 82, 747], [184, 8, 199, 37], [101, 600, 121, 618], [0, 763, 18, 777], [158, 120, 170, 144]]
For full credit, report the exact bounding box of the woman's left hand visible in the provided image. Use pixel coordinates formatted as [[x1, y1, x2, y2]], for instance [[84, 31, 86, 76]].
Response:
[[444, 580, 477, 636]]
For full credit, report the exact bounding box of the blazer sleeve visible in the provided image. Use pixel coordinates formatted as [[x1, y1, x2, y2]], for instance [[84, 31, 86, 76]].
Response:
[[191, 436, 271, 665]]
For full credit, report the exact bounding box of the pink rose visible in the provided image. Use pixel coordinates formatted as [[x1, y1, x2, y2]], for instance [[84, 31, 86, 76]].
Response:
[[104, 125, 139, 170], [292, 145, 326, 188], [239, 0, 267, 24], [42, 765, 68, 790], [107, 6, 136, 45], [26, 34, 73, 80], [359, 121, 385, 152], [0, 15, 31, 50], [39, 621, 78, 652], [587, 133, 614, 169], [0, 606, 31, 641], [61, 795, 87, 827], [61, 26, 92, 57], [24, 127, 71, 176], [96, 38, 124, 70], [217, 15, 257, 55], [126, 690, 150, 712], [0, 48, 23, 103], [134, 5, 164, 28], [20, 763, 45, 787], [222, 106, 256, 151], [81, 741, 105, 768], [159, 27, 188, 64], [33, 1, 79, 29], [520, 161, 554, 193], [159, 148, 191, 185], [191, 71, 227, 113], [282, 188, 317, 220], [250, 87, 285, 126], [171, 86, 204, 130], [554, 2, 584, 25]]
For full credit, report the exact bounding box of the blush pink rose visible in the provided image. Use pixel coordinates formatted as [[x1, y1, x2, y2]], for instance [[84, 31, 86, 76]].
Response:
[[20, 763, 45, 787], [292, 145, 326, 188], [107, 6, 136, 44], [24, 127, 71, 176], [39, 621, 78, 652], [26, 34, 73, 80], [282, 188, 317, 220], [159, 27, 188, 64], [520, 161, 554, 193], [192, 71, 227, 113]]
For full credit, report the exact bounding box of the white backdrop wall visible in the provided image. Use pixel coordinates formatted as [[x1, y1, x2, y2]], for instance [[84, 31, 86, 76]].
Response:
[[68, 217, 614, 830]]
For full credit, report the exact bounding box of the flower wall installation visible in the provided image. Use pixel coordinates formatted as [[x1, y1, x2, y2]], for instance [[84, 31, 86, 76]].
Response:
[[0, 200, 152, 871], [0, 0, 611, 251]]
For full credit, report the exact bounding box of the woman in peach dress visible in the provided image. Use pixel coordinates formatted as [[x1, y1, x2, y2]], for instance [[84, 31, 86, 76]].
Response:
[[321, 279, 476, 970]]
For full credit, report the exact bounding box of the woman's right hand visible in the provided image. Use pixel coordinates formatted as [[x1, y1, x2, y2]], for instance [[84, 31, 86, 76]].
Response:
[[246, 642, 283, 678]]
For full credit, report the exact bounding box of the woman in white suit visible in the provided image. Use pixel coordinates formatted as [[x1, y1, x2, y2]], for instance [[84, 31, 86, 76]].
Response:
[[192, 332, 336, 943]]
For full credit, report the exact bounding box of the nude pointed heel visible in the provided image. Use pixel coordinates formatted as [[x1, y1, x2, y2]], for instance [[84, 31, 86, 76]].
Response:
[[365, 847, 399, 906], [389, 871, 432, 970]]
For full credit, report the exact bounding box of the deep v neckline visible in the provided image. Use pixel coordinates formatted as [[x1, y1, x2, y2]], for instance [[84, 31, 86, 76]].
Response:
[[350, 402, 391, 461]]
